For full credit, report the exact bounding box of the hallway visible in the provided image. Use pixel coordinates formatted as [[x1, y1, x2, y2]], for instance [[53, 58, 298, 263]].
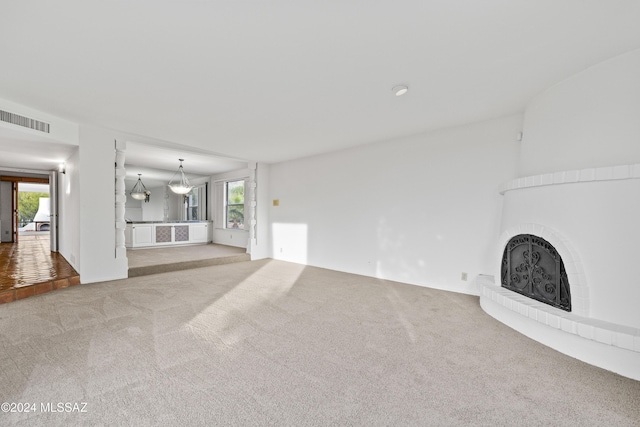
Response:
[[0, 234, 79, 304]]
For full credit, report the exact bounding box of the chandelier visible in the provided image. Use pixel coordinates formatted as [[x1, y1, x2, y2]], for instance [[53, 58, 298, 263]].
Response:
[[130, 174, 150, 202], [168, 158, 193, 195]]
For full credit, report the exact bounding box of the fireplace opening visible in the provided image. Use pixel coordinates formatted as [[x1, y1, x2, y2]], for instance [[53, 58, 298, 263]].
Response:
[[501, 234, 571, 312]]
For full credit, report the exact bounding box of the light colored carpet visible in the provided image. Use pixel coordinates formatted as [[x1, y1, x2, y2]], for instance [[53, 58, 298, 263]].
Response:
[[127, 243, 250, 278], [127, 243, 246, 268], [0, 259, 638, 426]]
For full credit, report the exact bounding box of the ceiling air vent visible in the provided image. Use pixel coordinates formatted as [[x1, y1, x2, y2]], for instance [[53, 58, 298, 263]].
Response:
[[0, 109, 50, 133]]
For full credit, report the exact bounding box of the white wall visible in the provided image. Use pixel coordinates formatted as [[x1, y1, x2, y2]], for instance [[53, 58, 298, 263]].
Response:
[[167, 188, 183, 220], [141, 186, 167, 221], [58, 148, 80, 271], [124, 193, 143, 222], [521, 48, 640, 176], [269, 115, 523, 294], [77, 126, 127, 283]]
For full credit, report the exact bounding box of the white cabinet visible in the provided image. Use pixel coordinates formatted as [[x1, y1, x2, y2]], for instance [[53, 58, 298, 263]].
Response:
[[128, 224, 153, 248], [190, 223, 208, 243], [125, 222, 211, 248]]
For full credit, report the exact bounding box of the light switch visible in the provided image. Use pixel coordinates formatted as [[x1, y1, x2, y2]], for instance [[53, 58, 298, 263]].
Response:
[[273, 199, 280, 206]]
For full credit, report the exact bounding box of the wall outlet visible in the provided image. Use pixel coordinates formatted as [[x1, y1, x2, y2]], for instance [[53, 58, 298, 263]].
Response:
[[461, 272, 468, 281]]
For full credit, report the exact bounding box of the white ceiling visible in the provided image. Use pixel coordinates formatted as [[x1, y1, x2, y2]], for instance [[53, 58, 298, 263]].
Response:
[[0, 125, 75, 173], [1, 1, 640, 168]]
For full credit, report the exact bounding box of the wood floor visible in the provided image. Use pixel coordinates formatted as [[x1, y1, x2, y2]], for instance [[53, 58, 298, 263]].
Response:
[[0, 234, 80, 304]]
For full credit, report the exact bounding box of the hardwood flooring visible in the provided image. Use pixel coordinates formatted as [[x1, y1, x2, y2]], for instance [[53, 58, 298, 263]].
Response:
[[0, 235, 79, 304]]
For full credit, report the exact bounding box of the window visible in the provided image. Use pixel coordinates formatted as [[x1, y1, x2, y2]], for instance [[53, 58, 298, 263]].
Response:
[[226, 180, 244, 229], [214, 178, 247, 230]]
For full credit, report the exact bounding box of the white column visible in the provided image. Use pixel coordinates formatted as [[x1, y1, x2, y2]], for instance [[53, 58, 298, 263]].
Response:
[[114, 139, 127, 260], [250, 162, 270, 260], [247, 161, 257, 254]]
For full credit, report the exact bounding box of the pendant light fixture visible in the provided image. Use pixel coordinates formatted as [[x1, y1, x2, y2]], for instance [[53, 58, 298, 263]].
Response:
[[130, 174, 151, 202], [168, 158, 193, 195]]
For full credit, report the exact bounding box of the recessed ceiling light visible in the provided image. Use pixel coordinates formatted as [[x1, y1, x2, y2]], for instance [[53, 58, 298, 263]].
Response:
[[392, 85, 408, 96]]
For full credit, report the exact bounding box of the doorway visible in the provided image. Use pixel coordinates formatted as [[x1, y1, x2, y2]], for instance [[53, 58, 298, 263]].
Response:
[[1, 176, 49, 244], [0, 174, 78, 303]]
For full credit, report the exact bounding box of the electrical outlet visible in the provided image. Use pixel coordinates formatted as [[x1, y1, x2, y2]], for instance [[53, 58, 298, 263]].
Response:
[[461, 272, 468, 281]]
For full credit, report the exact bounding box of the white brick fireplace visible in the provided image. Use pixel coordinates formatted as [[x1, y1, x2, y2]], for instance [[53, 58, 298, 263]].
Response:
[[479, 164, 640, 380]]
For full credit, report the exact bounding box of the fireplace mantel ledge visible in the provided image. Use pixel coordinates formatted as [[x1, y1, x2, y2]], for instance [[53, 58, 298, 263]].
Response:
[[499, 164, 640, 195], [477, 275, 640, 354]]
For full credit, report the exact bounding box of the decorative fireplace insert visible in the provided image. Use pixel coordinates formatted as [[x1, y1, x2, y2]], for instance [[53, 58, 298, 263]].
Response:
[[501, 234, 571, 311]]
